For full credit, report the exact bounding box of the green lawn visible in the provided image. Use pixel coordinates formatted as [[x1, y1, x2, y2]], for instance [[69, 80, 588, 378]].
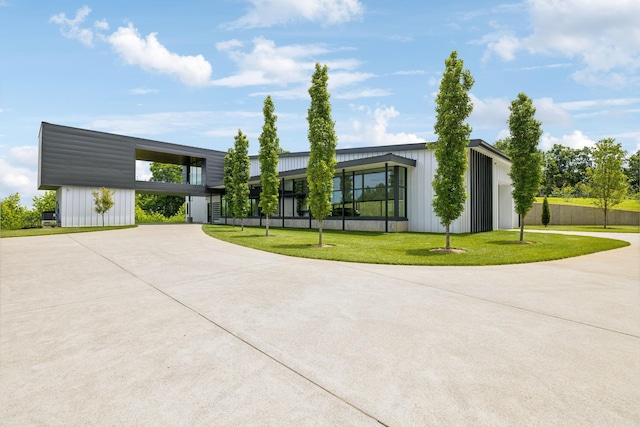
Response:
[[526, 225, 639, 233], [535, 197, 640, 212], [0, 225, 136, 238], [202, 225, 629, 266]]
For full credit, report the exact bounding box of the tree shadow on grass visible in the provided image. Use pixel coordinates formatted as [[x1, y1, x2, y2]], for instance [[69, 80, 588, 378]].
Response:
[[487, 240, 536, 245], [272, 244, 334, 249], [405, 248, 465, 257]]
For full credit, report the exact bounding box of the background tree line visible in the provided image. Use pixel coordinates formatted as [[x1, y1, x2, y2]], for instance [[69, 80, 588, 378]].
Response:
[[495, 139, 639, 198]]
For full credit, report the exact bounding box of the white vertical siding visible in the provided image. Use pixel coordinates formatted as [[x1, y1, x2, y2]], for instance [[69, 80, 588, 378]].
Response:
[[57, 186, 134, 227], [248, 146, 514, 233], [188, 196, 209, 223]]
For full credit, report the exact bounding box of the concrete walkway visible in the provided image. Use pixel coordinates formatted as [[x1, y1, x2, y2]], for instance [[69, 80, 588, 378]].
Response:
[[1, 225, 638, 426]]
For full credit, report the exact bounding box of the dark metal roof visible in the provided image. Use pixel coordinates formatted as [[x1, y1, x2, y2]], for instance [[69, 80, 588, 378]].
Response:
[[249, 152, 417, 183], [250, 139, 510, 162]]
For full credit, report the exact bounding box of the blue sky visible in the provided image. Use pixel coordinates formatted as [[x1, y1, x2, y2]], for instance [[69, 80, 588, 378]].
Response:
[[1, 0, 639, 205]]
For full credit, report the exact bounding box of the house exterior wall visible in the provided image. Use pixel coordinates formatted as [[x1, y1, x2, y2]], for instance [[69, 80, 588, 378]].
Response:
[[187, 196, 209, 223], [56, 186, 135, 227], [254, 147, 483, 233]]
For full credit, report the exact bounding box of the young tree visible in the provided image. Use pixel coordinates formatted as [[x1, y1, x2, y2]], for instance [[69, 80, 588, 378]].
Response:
[[223, 148, 236, 226], [589, 138, 627, 228], [624, 149, 639, 194], [508, 93, 542, 242], [232, 130, 250, 231], [541, 196, 551, 227], [92, 187, 115, 226], [307, 63, 338, 246], [432, 51, 474, 250], [258, 96, 280, 237]]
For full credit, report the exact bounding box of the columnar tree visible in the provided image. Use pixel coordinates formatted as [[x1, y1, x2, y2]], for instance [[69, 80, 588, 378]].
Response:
[[258, 96, 280, 237], [232, 130, 250, 231], [541, 196, 551, 227], [432, 51, 474, 250], [307, 63, 337, 246], [589, 138, 627, 228], [508, 93, 542, 242], [92, 187, 115, 226], [223, 148, 236, 226]]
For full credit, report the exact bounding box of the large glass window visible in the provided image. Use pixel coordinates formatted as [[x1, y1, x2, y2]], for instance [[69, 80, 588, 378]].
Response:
[[223, 166, 407, 220], [188, 158, 204, 185]]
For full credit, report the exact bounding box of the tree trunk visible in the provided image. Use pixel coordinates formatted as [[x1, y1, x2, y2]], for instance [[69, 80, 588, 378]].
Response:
[[603, 209, 608, 229], [102, 213, 105, 227], [265, 214, 269, 236], [445, 223, 450, 249], [519, 215, 525, 242], [241, 218, 244, 232], [318, 219, 323, 246]]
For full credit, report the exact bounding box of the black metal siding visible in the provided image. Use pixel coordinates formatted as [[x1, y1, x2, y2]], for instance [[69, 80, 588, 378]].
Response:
[[38, 122, 226, 191], [39, 123, 135, 189], [470, 149, 493, 233]]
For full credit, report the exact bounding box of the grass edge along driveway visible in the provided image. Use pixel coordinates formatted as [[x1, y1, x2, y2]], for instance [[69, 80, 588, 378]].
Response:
[[202, 225, 629, 266]]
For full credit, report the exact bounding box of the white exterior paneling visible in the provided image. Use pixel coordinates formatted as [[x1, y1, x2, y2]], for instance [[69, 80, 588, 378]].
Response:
[[249, 144, 514, 233], [57, 186, 134, 227], [188, 196, 209, 223]]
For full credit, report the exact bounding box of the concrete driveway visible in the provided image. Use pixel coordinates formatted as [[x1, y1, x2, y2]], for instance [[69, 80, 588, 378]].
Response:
[[1, 225, 638, 426]]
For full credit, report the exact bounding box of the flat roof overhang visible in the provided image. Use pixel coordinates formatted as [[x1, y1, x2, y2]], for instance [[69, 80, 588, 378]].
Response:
[[248, 153, 417, 184]]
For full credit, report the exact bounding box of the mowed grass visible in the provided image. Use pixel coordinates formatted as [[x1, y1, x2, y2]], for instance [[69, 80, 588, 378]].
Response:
[[0, 225, 136, 238], [202, 225, 629, 266], [526, 224, 639, 233], [535, 197, 640, 212]]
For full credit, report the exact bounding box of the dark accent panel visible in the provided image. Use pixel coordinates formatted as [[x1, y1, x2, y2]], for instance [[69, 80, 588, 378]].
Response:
[[38, 122, 226, 192], [39, 122, 135, 189], [470, 149, 493, 233]]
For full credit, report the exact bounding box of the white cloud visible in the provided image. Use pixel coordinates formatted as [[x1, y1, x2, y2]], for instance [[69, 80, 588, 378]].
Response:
[[212, 37, 327, 87], [224, 0, 364, 29], [484, 0, 640, 87], [335, 88, 391, 100], [470, 94, 572, 128], [9, 146, 38, 166], [108, 23, 213, 87], [49, 5, 95, 47], [129, 87, 160, 95], [212, 37, 377, 98], [50, 8, 213, 88], [342, 106, 423, 146], [532, 97, 572, 126], [0, 151, 38, 203], [469, 94, 510, 127], [540, 130, 596, 151], [393, 70, 425, 76], [85, 110, 263, 137]]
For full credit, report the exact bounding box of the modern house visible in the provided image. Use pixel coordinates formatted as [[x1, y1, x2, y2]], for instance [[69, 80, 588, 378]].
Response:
[[38, 122, 517, 232]]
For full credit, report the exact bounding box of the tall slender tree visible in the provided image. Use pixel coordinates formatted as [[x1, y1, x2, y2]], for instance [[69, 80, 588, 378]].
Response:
[[589, 138, 627, 228], [258, 96, 280, 237], [307, 63, 337, 246], [541, 195, 551, 227], [223, 148, 236, 226], [508, 93, 543, 242], [432, 51, 474, 250], [232, 130, 250, 231]]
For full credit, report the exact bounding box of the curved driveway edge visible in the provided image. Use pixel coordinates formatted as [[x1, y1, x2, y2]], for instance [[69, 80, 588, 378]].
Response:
[[1, 225, 638, 425]]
